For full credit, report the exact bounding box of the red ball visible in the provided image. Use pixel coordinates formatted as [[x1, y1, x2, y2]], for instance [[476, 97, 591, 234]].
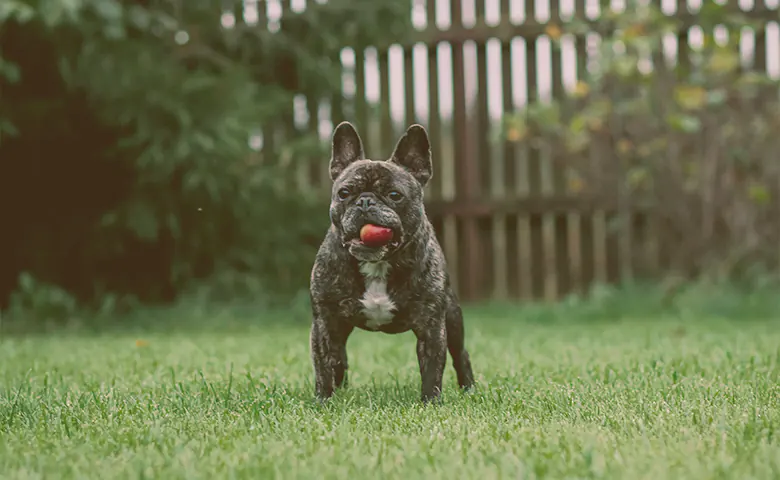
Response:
[[359, 224, 393, 247]]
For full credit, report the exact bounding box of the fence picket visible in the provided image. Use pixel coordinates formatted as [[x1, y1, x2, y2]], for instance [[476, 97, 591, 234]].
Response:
[[282, 0, 779, 302]]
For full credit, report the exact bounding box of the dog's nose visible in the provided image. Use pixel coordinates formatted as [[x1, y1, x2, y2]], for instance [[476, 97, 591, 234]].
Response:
[[356, 193, 377, 210]]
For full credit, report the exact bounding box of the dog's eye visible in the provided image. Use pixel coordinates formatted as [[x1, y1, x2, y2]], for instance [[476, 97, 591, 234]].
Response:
[[388, 191, 403, 202], [337, 188, 351, 200]]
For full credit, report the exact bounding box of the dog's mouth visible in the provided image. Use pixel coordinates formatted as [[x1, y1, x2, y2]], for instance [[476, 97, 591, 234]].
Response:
[[342, 224, 402, 250]]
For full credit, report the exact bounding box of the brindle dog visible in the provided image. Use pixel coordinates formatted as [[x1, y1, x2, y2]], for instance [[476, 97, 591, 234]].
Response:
[[308, 121, 475, 403]]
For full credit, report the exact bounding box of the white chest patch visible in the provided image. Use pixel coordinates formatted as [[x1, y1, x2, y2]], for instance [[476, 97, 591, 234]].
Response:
[[358, 261, 396, 328]]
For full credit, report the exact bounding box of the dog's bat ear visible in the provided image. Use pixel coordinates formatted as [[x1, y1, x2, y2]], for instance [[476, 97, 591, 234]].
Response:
[[389, 124, 432, 187], [330, 121, 365, 182]]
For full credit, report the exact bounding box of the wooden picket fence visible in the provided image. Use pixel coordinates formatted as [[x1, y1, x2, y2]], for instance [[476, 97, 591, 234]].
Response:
[[237, 0, 780, 302]]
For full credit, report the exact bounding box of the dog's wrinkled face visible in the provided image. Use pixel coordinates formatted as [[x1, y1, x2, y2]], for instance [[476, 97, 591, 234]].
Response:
[[327, 122, 432, 262]]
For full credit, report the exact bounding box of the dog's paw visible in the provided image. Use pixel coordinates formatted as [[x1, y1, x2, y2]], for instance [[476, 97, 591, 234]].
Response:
[[460, 380, 477, 394], [313, 391, 334, 405]]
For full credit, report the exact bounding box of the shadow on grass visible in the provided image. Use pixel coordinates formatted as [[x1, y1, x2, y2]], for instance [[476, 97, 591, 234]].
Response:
[[0, 370, 484, 432]]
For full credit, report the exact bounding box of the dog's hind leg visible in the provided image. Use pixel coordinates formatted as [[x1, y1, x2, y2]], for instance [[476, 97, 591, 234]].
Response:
[[445, 302, 475, 391]]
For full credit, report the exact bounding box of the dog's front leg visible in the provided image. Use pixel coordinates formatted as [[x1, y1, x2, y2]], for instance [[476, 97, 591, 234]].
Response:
[[414, 321, 447, 403], [310, 317, 352, 401]]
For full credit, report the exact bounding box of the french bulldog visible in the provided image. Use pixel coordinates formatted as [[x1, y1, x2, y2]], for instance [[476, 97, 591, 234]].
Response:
[[308, 121, 475, 403]]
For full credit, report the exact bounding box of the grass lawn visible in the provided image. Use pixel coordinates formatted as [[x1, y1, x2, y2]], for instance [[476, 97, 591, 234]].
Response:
[[1, 302, 779, 479]]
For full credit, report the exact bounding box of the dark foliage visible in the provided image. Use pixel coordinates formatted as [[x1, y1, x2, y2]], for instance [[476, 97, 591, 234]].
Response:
[[0, 0, 412, 321]]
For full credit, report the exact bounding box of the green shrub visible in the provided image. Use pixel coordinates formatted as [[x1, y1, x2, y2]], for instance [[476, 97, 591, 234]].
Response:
[[0, 0, 411, 319], [502, 1, 780, 283]]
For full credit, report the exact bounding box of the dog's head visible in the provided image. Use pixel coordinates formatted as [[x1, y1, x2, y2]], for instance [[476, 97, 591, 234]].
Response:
[[327, 121, 432, 262]]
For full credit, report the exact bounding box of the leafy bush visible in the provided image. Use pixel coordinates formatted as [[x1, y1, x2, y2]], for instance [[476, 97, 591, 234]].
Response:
[[502, 1, 780, 283], [0, 0, 411, 317], [6, 272, 80, 326]]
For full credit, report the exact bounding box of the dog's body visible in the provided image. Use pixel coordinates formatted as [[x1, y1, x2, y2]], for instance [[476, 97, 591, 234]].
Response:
[[309, 121, 475, 403]]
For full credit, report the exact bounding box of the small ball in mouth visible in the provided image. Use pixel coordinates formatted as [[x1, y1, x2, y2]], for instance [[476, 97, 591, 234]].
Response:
[[359, 224, 394, 247]]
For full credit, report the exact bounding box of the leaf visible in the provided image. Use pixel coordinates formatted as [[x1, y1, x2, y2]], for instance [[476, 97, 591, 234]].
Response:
[[666, 114, 701, 133], [127, 5, 152, 30], [503, 115, 528, 142], [506, 125, 526, 142], [124, 200, 159, 241], [93, 0, 122, 22], [587, 118, 605, 132], [698, 1, 728, 22], [565, 130, 590, 153], [626, 167, 649, 189], [748, 183, 771, 205], [569, 114, 587, 134], [571, 81, 590, 99], [567, 173, 585, 193], [622, 23, 647, 41], [683, 161, 698, 180], [37, 0, 83, 27], [587, 99, 613, 120], [0, 1, 35, 23], [526, 102, 561, 131], [103, 24, 126, 40], [706, 47, 740, 74], [18, 272, 35, 293], [737, 72, 778, 87], [545, 24, 562, 41], [706, 89, 728, 106], [674, 85, 707, 111], [0, 58, 21, 83], [616, 139, 633, 156], [613, 55, 638, 78], [100, 212, 118, 228], [0, 117, 19, 137]]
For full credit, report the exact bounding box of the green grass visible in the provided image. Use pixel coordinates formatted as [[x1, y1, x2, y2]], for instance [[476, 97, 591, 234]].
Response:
[[1, 301, 780, 479]]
